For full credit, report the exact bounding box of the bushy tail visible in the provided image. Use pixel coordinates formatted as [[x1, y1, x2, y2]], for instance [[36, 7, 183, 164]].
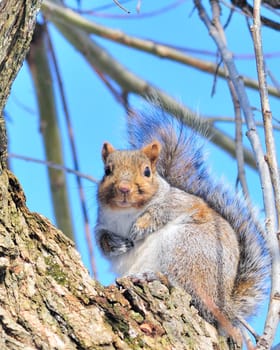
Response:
[[127, 102, 270, 320]]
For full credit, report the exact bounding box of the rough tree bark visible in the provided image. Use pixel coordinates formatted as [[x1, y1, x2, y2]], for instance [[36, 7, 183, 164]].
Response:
[[0, 1, 239, 349], [1, 0, 43, 169]]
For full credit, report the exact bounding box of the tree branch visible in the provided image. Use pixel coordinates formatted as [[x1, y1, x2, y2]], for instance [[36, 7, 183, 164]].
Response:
[[42, 14, 258, 169], [41, 0, 280, 98], [26, 24, 74, 241], [251, 0, 280, 348], [8, 153, 97, 183], [206, 116, 280, 131]]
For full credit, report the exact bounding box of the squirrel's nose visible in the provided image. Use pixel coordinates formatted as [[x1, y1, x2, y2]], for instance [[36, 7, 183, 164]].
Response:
[[118, 182, 131, 194]]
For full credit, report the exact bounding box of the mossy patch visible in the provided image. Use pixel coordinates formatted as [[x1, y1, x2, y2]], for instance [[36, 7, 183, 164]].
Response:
[[44, 256, 68, 286]]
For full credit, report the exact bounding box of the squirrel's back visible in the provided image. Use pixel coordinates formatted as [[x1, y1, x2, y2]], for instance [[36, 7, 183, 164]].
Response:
[[127, 104, 269, 321]]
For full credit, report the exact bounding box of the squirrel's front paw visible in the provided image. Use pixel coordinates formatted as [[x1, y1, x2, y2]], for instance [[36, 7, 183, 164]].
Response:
[[129, 212, 154, 241], [110, 239, 134, 256], [99, 232, 134, 256]]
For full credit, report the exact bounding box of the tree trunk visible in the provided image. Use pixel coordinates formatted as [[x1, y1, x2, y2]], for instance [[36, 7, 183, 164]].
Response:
[[0, 0, 42, 168], [0, 2, 238, 349]]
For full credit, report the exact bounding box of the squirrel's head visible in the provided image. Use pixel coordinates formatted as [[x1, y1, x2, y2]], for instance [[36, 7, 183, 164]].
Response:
[[98, 141, 161, 209]]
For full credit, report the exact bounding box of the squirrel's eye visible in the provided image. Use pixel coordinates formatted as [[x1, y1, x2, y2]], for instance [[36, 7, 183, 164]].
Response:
[[143, 166, 151, 177], [105, 166, 112, 176]]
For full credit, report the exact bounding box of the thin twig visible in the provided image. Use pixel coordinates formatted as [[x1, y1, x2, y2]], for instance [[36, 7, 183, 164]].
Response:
[[112, 0, 130, 14], [136, 0, 142, 13], [91, 67, 126, 105], [206, 115, 280, 131], [11, 95, 36, 116], [83, 0, 185, 19], [267, 69, 280, 92], [263, 3, 280, 17], [8, 153, 98, 183], [210, 56, 222, 97], [228, 79, 250, 196], [238, 316, 260, 342], [89, 0, 133, 12]]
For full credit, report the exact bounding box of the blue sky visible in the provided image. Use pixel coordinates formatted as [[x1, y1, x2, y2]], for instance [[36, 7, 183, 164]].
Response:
[[5, 0, 280, 344]]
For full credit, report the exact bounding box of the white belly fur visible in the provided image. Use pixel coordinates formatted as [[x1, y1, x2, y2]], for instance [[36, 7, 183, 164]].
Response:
[[110, 220, 179, 276]]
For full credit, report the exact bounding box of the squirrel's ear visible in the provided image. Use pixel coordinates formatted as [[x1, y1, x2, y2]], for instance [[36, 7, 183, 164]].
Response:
[[142, 141, 161, 166], [102, 142, 115, 162]]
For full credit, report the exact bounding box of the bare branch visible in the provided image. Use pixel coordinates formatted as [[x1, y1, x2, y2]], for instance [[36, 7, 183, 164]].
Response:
[[206, 116, 280, 131], [251, 0, 280, 348], [112, 0, 130, 14], [8, 153, 97, 183], [267, 69, 280, 91], [228, 79, 250, 196], [27, 23, 74, 241], [41, 0, 280, 98]]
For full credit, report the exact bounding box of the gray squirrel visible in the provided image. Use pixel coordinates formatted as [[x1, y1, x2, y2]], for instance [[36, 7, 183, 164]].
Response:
[[95, 105, 269, 330]]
